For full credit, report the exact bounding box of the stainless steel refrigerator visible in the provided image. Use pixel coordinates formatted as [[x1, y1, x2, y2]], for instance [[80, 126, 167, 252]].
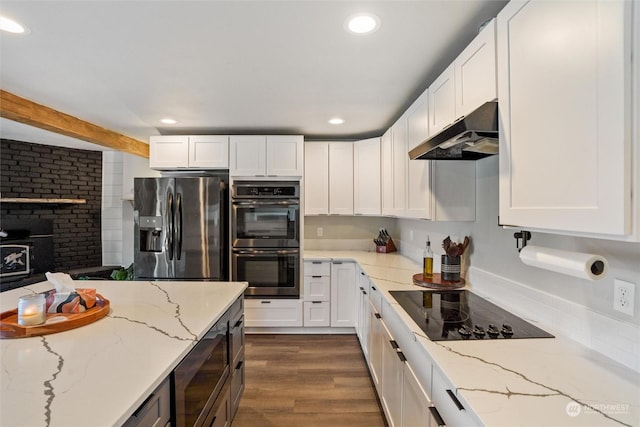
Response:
[[133, 175, 228, 280]]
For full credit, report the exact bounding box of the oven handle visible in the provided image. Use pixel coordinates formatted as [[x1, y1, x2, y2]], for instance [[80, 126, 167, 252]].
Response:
[[233, 248, 300, 255], [232, 200, 299, 206]]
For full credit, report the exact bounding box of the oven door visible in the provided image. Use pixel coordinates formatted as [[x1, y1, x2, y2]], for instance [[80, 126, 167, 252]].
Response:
[[232, 248, 300, 298], [173, 317, 229, 427], [232, 200, 299, 248]]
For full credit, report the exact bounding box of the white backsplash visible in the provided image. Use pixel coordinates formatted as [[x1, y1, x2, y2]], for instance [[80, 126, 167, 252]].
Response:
[[101, 151, 124, 267]]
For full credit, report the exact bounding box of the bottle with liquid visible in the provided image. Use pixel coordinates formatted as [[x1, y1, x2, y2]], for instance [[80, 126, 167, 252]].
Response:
[[423, 237, 434, 279]]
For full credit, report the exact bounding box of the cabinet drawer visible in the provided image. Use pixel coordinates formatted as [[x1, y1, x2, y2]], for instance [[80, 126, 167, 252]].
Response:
[[123, 376, 171, 427], [368, 282, 383, 314], [230, 315, 244, 365], [304, 260, 331, 276], [303, 275, 331, 301], [230, 352, 245, 419], [244, 299, 303, 327], [432, 367, 479, 427], [303, 301, 331, 327]]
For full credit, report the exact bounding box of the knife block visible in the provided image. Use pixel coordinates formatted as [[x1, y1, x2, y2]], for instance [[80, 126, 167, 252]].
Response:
[[376, 238, 397, 253]]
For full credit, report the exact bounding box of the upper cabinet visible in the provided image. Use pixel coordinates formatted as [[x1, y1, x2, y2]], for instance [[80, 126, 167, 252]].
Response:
[[429, 18, 497, 136], [304, 141, 354, 215], [328, 142, 354, 215], [498, 0, 639, 240], [149, 135, 229, 170], [230, 135, 303, 177], [354, 138, 381, 215], [380, 128, 394, 216], [406, 91, 431, 219], [304, 142, 329, 215]]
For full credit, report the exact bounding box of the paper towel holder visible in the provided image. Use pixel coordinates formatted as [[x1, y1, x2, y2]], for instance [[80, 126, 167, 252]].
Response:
[[514, 230, 532, 252]]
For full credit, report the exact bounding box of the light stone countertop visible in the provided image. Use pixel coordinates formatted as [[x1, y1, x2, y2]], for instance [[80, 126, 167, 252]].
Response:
[[0, 280, 247, 427], [305, 250, 640, 427]]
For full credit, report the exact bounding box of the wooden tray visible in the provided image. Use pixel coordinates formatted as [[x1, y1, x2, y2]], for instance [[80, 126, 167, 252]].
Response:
[[0, 293, 110, 339], [412, 273, 465, 290]]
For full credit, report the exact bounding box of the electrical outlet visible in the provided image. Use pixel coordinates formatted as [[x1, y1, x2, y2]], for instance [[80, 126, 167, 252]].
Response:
[[316, 227, 323, 237], [613, 279, 635, 316]]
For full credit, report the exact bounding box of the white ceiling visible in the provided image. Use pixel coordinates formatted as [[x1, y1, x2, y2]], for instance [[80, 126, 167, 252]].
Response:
[[0, 0, 508, 151]]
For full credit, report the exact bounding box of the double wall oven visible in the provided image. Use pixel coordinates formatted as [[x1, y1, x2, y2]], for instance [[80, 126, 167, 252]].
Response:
[[231, 181, 300, 298]]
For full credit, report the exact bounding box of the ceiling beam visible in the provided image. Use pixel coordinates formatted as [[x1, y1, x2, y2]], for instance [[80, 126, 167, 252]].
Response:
[[0, 90, 149, 158]]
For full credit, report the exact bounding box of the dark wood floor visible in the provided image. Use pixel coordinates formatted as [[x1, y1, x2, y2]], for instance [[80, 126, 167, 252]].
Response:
[[233, 334, 387, 427]]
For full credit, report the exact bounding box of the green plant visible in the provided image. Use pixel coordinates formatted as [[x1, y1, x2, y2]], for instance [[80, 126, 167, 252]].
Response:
[[110, 263, 134, 280]]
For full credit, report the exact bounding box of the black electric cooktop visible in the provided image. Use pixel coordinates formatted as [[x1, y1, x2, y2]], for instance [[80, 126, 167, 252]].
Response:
[[390, 290, 554, 341]]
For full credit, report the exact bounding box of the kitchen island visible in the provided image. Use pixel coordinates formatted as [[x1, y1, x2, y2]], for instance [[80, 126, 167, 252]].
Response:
[[0, 279, 247, 427], [306, 250, 640, 427]]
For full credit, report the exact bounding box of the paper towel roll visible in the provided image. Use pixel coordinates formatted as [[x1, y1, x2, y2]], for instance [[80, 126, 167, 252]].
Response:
[[519, 245, 608, 281]]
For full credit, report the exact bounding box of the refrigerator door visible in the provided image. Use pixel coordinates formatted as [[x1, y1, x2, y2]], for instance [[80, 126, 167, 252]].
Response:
[[174, 177, 227, 280], [134, 178, 175, 279]]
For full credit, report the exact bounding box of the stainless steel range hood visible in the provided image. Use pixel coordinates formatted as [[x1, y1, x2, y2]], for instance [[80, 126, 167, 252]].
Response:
[[409, 100, 498, 160]]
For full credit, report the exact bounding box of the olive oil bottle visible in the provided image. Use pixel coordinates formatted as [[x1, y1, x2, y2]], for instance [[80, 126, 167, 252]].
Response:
[[423, 237, 433, 279]]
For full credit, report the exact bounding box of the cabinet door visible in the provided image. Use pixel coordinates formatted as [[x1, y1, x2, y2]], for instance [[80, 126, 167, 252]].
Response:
[[357, 282, 370, 361], [454, 18, 497, 118], [330, 261, 356, 327], [303, 142, 329, 215], [188, 135, 229, 169], [149, 136, 189, 169], [328, 142, 354, 215], [405, 91, 431, 219], [229, 135, 266, 177], [402, 363, 432, 427], [380, 128, 394, 216], [368, 299, 384, 393], [498, 0, 632, 236], [354, 137, 381, 215], [244, 299, 303, 327], [391, 118, 407, 217], [381, 323, 403, 427], [428, 64, 455, 136], [303, 275, 330, 301], [266, 135, 303, 176]]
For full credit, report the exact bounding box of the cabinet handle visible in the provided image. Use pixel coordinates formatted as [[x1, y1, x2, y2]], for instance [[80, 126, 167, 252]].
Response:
[[261, 301, 271, 304], [359, 286, 364, 290], [333, 261, 343, 265], [396, 351, 407, 363], [363, 291, 367, 295], [311, 275, 322, 278], [132, 393, 155, 418], [236, 360, 244, 370], [234, 319, 243, 328], [312, 301, 322, 304], [312, 261, 322, 264], [375, 313, 382, 319], [389, 340, 399, 350], [360, 272, 365, 276], [428, 406, 446, 426], [446, 389, 465, 411], [371, 286, 377, 291]]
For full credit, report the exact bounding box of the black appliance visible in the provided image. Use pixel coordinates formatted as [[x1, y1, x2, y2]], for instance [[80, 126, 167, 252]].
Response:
[[134, 174, 228, 281], [0, 219, 54, 292], [390, 290, 554, 341], [231, 181, 300, 298], [173, 310, 230, 427]]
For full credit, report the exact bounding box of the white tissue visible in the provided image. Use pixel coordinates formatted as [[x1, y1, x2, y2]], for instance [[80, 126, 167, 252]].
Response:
[[519, 246, 608, 281], [45, 272, 76, 293]]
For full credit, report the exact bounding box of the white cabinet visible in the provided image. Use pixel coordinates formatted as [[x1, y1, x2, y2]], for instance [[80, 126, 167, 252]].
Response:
[[303, 141, 353, 215], [328, 142, 354, 215], [354, 138, 381, 215], [244, 299, 303, 327], [368, 298, 384, 393], [405, 91, 431, 219], [149, 135, 229, 170], [230, 135, 303, 177], [330, 261, 357, 327], [432, 367, 479, 427], [391, 117, 408, 217], [498, 0, 638, 239], [380, 128, 394, 216], [428, 64, 456, 136], [355, 267, 371, 361], [303, 142, 329, 215], [303, 260, 331, 327], [381, 323, 404, 427], [454, 18, 497, 118], [402, 363, 433, 427]]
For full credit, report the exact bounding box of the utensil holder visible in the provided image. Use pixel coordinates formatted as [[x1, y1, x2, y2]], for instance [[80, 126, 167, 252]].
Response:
[[441, 255, 461, 281], [376, 238, 397, 253]]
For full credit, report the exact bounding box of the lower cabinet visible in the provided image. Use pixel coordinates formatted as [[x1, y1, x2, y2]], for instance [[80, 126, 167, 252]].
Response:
[[303, 301, 331, 326], [330, 261, 357, 327], [244, 299, 303, 327], [403, 363, 436, 427], [432, 367, 477, 427], [355, 267, 371, 361], [209, 386, 231, 427], [381, 323, 404, 427], [122, 376, 171, 427], [368, 298, 384, 393]]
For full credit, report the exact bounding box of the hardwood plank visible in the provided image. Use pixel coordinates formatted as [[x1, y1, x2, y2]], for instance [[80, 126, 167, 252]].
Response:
[[0, 90, 149, 157], [234, 334, 387, 427]]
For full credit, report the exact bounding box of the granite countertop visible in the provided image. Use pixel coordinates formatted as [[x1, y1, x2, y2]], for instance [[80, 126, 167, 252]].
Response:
[[304, 250, 640, 427], [0, 280, 247, 427]]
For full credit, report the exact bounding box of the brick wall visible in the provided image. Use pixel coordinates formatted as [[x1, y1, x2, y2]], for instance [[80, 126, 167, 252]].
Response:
[[0, 139, 103, 272]]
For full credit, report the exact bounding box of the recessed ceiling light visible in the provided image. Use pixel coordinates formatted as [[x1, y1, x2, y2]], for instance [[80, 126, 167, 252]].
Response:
[[345, 13, 380, 34], [0, 15, 29, 34], [160, 118, 177, 124], [329, 118, 345, 125]]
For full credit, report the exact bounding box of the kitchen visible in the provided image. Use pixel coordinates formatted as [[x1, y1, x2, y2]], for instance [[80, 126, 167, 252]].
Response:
[[1, 1, 639, 426]]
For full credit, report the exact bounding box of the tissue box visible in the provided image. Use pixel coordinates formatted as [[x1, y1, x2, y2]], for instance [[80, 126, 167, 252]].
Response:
[[42, 288, 97, 313]]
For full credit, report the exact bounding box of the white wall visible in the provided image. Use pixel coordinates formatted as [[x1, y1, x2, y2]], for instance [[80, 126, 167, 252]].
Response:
[[101, 151, 124, 267]]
